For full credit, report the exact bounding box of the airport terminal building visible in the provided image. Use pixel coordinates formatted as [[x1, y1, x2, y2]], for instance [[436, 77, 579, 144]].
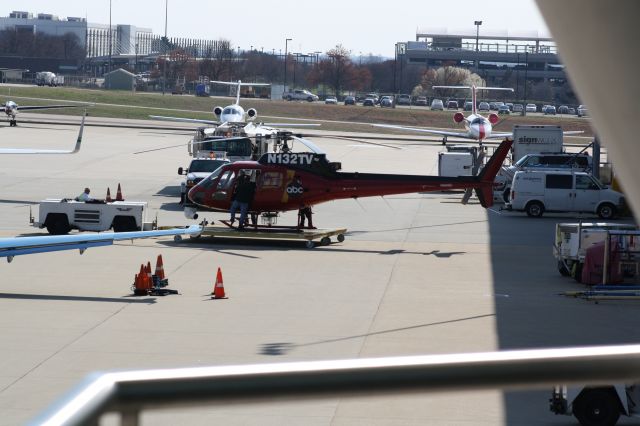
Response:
[[395, 28, 566, 91], [0, 11, 224, 75]]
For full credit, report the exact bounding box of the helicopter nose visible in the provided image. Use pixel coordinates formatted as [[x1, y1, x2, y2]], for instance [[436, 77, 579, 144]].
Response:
[[188, 186, 204, 205]]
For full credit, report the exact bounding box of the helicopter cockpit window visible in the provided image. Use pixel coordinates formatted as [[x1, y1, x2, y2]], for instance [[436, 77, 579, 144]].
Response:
[[217, 170, 236, 190], [196, 166, 225, 191]]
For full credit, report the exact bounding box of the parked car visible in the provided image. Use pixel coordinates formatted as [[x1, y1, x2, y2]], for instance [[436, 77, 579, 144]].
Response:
[[494, 102, 505, 110], [513, 104, 524, 113], [325, 96, 338, 105], [498, 105, 511, 115], [344, 96, 356, 105], [568, 107, 576, 115], [431, 99, 444, 111], [365, 93, 380, 104], [544, 105, 557, 115], [396, 94, 412, 105], [478, 102, 490, 112], [446, 100, 458, 110], [577, 104, 589, 117], [380, 96, 394, 107], [463, 101, 473, 111], [558, 105, 569, 114], [414, 96, 428, 106], [489, 102, 497, 110], [506, 102, 514, 111], [363, 98, 376, 107], [525, 103, 538, 113]]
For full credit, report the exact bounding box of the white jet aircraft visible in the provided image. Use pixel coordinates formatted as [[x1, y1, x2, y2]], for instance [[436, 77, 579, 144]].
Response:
[[0, 111, 85, 154], [2, 100, 83, 127], [374, 85, 515, 143], [149, 80, 319, 130]]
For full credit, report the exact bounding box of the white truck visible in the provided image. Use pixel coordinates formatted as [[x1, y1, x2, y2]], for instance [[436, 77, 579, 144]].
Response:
[[282, 89, 319, 102], [554, 221, 638, 280], [493, 125, 567, 202], [31, 199, 154, 235], [438, 145, 483, 177], [35, 71, 64, 87], [179, 156, 231, 205]]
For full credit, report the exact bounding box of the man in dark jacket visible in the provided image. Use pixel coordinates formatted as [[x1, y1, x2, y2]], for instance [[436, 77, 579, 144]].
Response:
[[229, 173, 256, 229]]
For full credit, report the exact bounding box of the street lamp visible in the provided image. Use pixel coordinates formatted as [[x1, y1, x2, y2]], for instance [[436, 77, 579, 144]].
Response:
[[474, 20, 482, 52], [162, 0, 168, 95], [284, 38, 292, 92]]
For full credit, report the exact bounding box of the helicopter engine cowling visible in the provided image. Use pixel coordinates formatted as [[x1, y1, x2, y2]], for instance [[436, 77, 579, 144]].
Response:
[[488, 113, 499, 124], [213, 106, 223, 117], [183, 206, 198, 220], [453, 112, 465, 123], [247, 108, 257, 119]]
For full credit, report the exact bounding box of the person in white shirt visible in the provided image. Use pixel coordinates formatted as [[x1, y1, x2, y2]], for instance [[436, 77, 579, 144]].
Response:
[[77, 187, 93, 202]]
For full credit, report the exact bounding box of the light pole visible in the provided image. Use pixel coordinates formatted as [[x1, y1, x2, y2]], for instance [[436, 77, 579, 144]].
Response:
[[474, 20, 482, 52], [284, 38, 292, 93], [107, 0, 112, 89], [162, 0, 168, 95]]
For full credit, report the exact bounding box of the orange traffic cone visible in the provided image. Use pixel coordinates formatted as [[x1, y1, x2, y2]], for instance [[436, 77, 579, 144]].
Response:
[[106, 187, 112, 202], [133, 264, 148, 295], [155, 255, 166, 281], [211, 267, 227, 299], [116, 183, 124, 201], [146, 261, 154, 287]]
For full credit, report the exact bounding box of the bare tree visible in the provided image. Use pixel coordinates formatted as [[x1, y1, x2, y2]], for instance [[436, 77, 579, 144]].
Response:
[[416, 66, 485, 98]]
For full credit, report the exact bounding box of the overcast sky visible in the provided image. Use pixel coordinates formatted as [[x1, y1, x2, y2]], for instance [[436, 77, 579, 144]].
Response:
[[2, 1, 550, 57]]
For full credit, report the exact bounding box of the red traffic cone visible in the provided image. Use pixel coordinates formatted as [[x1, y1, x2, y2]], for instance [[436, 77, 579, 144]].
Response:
[[106, 187, 112, 202], [211, 267, 227, 299], [115, 183, 124, 201]]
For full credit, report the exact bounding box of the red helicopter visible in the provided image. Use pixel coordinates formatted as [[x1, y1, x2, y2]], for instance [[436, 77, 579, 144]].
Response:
[[186, 134, 513, 227]]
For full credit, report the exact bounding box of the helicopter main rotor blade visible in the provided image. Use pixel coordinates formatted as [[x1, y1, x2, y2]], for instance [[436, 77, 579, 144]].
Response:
[[133, 136, 254, 154], [322, 135, 402, 150], [289, 135, 325, 154]]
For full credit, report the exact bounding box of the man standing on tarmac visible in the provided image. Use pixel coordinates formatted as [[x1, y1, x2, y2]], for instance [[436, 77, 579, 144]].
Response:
[[229, 173, 256, 230]]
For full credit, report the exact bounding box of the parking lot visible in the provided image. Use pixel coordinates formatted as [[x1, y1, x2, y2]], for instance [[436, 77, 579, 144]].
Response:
[[0, 117, 636, 425]]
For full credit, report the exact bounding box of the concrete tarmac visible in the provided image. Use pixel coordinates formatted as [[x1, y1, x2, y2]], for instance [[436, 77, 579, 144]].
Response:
[[0, 116, 637, 425]]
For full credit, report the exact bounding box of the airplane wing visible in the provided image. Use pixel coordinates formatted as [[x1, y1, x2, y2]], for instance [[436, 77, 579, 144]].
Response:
[[263, 123, 321, 128], [485, 131, 514, 139], [0, 225, 202, 263], [148, 115, 219, 126], [372, 124, 474, 139], [211, 80, 271, 87], [0, 112, 85, 154], [16, 105, 83, 111]]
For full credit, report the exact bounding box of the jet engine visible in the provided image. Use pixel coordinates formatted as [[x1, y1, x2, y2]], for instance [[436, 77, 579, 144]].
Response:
[[213, 106, 223, 117], [247, 108, 257, 119], [488, 113, 499, 124], [453, 112, 465, 123]]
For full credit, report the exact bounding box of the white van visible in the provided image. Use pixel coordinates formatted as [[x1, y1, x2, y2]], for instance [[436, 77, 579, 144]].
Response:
[[494, 152, 592, 202], [506, 170, 625, 218]]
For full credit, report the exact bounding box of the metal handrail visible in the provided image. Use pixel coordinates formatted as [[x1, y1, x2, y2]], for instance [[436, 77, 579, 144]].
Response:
[[31, 344, 640, 426]]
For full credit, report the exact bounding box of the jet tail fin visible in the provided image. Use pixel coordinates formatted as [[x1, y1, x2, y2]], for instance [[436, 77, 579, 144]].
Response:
[[473, 138, 513, 208]]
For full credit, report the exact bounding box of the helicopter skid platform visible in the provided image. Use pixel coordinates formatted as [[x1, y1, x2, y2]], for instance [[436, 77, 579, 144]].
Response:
[[173, 222, 347, 249]]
